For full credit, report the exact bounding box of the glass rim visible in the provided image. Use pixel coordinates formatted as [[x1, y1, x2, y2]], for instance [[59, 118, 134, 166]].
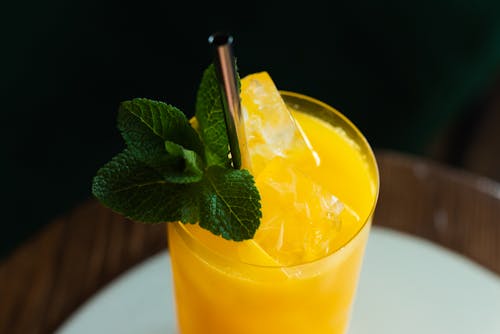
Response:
[[172, 90, 380, 269]]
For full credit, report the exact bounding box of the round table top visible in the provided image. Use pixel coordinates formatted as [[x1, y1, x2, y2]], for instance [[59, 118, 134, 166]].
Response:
[[1, 150, 499, 334]]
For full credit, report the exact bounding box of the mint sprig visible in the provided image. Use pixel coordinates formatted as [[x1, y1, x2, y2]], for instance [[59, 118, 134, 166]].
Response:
[[91, 63, 261, 241]]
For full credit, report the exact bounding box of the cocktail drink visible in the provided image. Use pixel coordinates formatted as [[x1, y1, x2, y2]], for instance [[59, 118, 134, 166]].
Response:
[[167, 73, 379, 334], [90, 34, 378, 334]]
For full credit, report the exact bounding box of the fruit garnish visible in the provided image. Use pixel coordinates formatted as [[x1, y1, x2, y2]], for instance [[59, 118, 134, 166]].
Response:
[[240, 71, 319, 176]]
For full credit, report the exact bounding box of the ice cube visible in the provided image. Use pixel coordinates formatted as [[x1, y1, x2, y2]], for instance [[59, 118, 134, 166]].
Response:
[[254, 157, 344, 266], [240, 72, 319, 176]]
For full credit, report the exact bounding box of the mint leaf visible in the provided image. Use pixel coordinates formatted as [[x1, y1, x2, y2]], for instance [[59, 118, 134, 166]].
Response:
[[118, 98, 204, 165], [164, 141, 204, 183], [92, 149, 199, 224], [195, 64, 231, 167], [199, 166, 261, 241], [117, 98, 205, 184]]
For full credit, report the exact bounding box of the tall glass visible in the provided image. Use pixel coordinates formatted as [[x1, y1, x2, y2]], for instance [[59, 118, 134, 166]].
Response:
[[167, 91, 379, 334]]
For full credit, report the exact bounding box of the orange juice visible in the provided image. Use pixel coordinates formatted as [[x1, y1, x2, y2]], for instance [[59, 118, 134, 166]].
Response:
[[167, 90, 378, 334]]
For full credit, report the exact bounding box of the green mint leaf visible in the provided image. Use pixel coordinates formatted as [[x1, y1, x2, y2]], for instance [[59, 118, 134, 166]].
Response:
[[118, 98, 204, 165], [92, 149, 199, 224], [164, 141, 204, 183], [198, 166, 261, 241], [195, 64, 232, 167]]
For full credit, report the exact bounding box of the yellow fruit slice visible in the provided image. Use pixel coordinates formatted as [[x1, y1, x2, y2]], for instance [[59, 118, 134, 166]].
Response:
[[240, 72, 318, 176]]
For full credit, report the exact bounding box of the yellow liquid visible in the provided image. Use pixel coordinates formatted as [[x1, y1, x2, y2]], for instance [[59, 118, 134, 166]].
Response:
[[168, 93, 378, 334]]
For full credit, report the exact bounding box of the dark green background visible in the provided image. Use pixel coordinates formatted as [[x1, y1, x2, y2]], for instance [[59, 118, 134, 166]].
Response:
[[2, 1, 500, 258]]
